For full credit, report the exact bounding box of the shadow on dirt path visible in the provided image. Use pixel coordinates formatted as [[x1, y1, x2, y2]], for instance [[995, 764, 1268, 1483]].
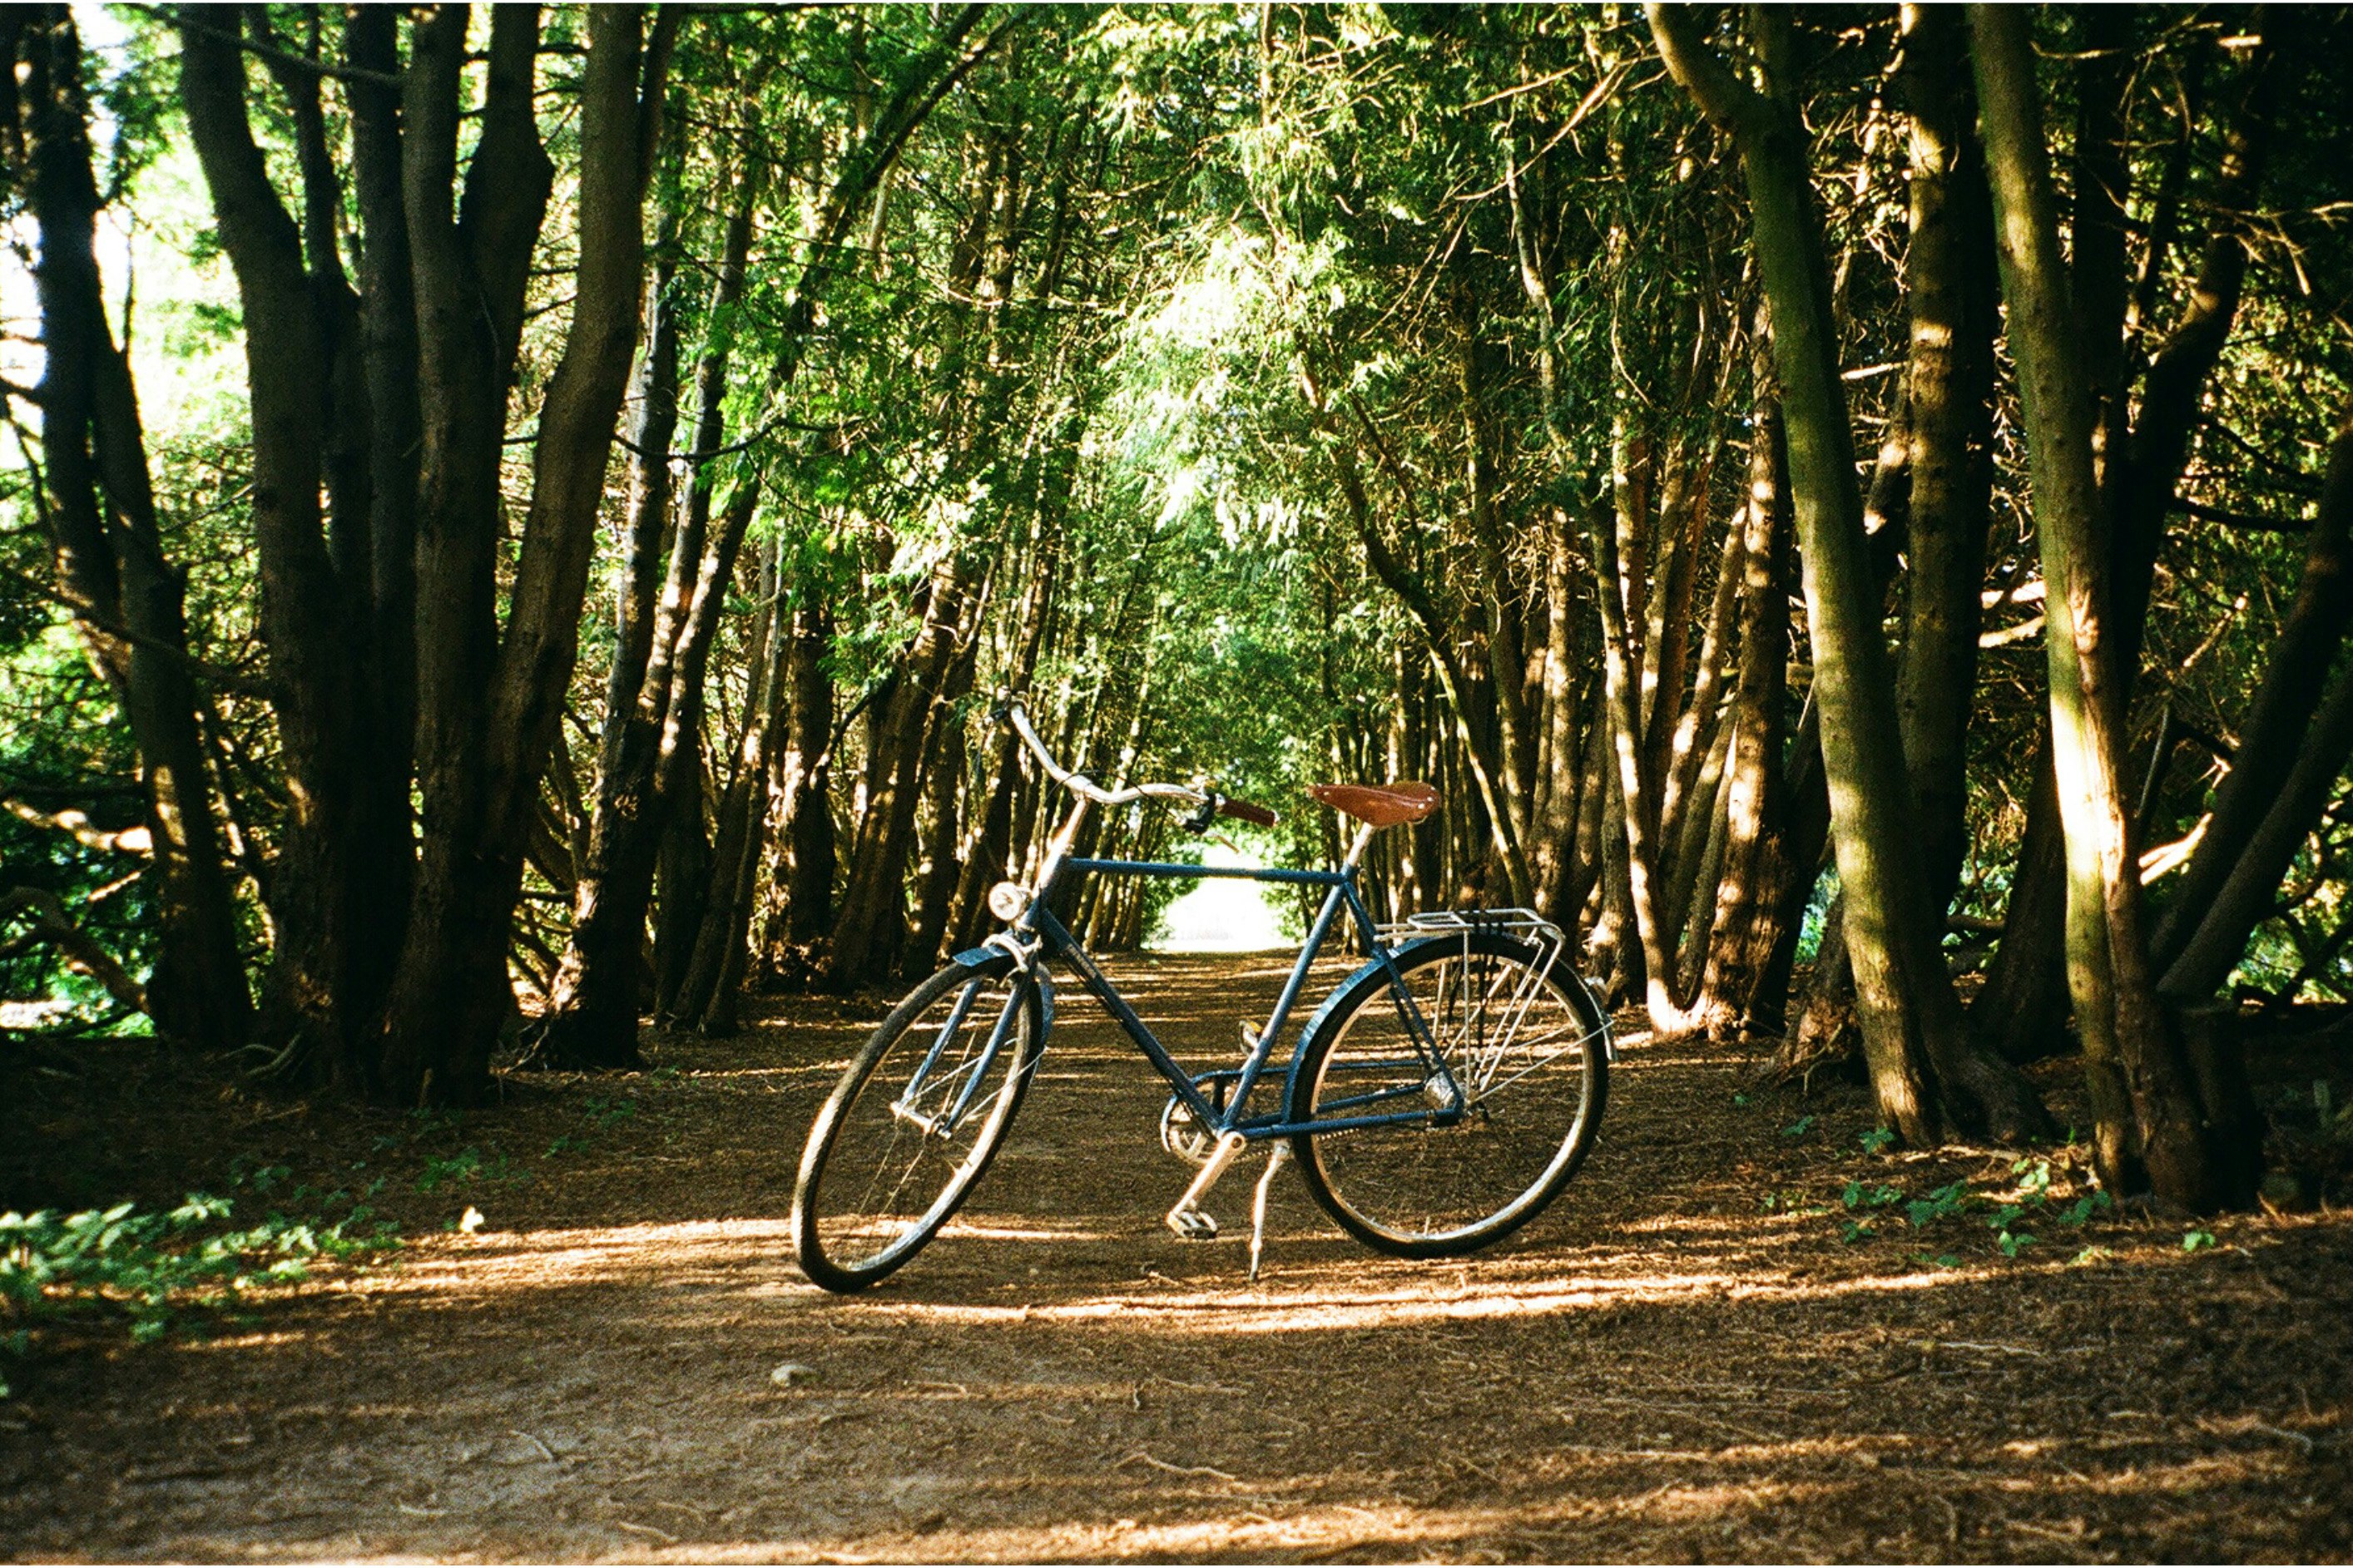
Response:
[[3, 954, 2349, 1561]]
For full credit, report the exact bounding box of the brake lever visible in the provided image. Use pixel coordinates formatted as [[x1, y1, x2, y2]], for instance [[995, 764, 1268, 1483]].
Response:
[[1180, 790, 1219, 835]]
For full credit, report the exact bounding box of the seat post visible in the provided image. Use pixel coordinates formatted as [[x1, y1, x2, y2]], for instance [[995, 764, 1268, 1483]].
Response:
[[1341, 820, 1377, 871]]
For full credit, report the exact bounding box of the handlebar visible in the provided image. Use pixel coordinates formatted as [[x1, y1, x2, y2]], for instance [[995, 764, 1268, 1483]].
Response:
[[995, 697, 1278, 829]]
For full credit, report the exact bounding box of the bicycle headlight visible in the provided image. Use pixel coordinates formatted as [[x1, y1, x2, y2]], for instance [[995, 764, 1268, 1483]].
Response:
[[988, 881, 1031, 922]]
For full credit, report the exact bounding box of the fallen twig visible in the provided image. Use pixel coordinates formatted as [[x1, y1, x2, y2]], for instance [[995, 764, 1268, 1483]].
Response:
[[1116, 1449, 1239, 1481], [509, 1428, 558, 1463]]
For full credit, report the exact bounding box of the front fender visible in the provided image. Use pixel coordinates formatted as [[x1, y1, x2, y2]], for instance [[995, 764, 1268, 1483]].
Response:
[[949, 946, 1054, 1056]]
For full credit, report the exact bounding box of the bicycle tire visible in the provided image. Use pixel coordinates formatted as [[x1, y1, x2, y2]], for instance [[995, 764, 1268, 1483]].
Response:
[[1288, 931, 1607, 1258], [791, 954, 1043, 1293]]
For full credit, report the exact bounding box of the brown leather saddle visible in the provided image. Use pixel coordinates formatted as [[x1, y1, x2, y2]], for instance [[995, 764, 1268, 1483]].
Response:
[[1305, 781, 1441, 828]]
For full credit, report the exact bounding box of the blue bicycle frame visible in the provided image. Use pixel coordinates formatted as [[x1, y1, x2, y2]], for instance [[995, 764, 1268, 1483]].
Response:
[[962, 851, 1466, 1145]]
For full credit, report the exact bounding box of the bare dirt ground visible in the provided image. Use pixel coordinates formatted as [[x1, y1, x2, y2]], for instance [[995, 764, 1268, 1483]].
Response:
[[4, 952, 2351, 1563]]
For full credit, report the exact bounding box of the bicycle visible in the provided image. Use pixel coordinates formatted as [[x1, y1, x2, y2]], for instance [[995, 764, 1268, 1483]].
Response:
[[788, 697, 1613, 1293]]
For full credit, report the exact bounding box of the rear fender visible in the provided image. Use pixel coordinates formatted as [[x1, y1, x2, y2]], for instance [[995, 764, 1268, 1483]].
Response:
[[1281, 949, 1402, 1110]]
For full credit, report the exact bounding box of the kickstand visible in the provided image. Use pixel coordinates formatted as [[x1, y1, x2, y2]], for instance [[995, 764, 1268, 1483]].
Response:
[[1247, 1144, 1291, 1284]]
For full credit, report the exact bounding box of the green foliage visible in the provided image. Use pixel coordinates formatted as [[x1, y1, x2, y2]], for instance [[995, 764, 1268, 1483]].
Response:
[[1841, 1180, 1903, 1210], [0, 1190, 401, 1390], [415, 1149, 526, 1195], [1832, 1155, 2113, 1261]]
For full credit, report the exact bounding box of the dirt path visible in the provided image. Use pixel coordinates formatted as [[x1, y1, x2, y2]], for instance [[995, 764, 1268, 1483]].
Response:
[[4, 953, 2350, 1562]]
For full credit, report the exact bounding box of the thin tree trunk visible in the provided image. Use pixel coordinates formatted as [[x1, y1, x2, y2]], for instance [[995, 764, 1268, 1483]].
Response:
[[533, 256, 688, 1070], [674, 537, 784, 1030], [1697, 339, 1795, 1041], [1589, 482, 1697, 1031], [904, 607, 980, 974], [774, 598, 840, 956], [1972, 736, 2073, 1063], [947, 521, 1059, 951], [1892, 2, 1999, 918]]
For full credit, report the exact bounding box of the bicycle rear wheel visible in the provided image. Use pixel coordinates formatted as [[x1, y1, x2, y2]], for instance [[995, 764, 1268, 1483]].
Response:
[[791, 954, 1043, 1293], [1289, 931, 1607, 1257]]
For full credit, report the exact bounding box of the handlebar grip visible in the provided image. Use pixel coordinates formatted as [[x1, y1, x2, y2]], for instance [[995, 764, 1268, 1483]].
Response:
[[1217, 796, 1279, 829]]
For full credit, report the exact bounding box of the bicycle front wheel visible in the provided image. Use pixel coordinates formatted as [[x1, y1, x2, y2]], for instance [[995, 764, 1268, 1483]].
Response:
[[1289, 932, 1607, 1257], [791, 954, 1043, 1293]]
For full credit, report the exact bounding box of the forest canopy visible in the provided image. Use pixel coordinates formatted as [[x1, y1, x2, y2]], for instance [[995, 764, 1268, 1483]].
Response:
[[3, 3, 2351, 1217]]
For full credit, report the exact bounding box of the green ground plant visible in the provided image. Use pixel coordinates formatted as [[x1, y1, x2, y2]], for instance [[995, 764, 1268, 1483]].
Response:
[[0, 1189, 401, 1397], [1830, 1153, 2115, 1260]]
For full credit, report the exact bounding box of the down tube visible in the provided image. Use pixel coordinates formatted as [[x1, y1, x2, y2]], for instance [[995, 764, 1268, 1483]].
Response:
[[1032, 908, 1225, 1129]]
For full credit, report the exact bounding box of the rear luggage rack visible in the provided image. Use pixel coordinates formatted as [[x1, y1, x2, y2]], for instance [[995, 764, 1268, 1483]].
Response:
[[1375, 908, 1616, 1063]]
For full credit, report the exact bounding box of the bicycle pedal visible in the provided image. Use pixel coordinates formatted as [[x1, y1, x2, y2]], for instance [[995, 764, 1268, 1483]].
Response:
[[1164, 1129, 1245, 1241]]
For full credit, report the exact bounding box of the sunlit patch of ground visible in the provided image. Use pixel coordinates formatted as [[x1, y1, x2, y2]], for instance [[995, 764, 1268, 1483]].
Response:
[[2, 954, 2348, 1562]]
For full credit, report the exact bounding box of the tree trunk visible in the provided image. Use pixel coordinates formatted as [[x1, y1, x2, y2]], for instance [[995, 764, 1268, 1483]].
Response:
[[677, 539, 788, 1032], [768, 597, 840, 965], [533, 259, 688, 1071], [947, 519, 1060, 951], [1891, 2, 1999, 918], [1971, 735, 2073, 1063], [826, 560, 975, 987], [21, 7, 252, 1051], [1589, 477, 1697, 1031], [1652, 5, 1998, 1143], [379, 7, 666, 1105], [343, 6, 425, 1049], [180, 7, 389, 1082], [1974, 3, 2250, 1207], [542, 138, 762, 1066], [1696, 353, 1796, 1041]]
